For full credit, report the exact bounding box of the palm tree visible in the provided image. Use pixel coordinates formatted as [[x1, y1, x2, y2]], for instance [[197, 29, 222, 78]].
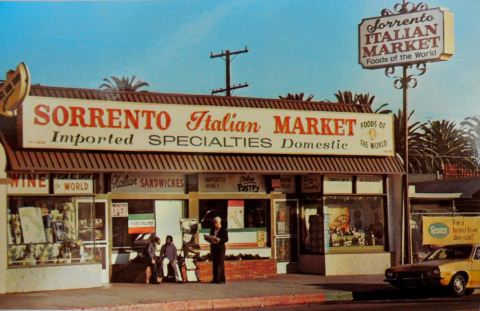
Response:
[[421, 120, 477, 173], [461, 116, 480, 166], [393, 108, 430, 173], [331, 90, 378, 108], [373, 103, 392, 114], [99, 75, 149, 92], [332, 90, 392, 114], [279, 93, 314, 102], [333, 90, 356, 104]]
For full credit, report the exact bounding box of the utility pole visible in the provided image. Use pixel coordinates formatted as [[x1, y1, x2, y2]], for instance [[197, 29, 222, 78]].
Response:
[[210, 46, 249, 96]]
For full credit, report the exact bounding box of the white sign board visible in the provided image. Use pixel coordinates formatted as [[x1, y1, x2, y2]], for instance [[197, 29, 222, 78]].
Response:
[[228, 200, 244, 229], [53, 174, 93, 194], [199, 174, 266, 193], [21, 96, 394, 156], [111, 173, 185, 193], [359, 8, 454, 69], [112, 202, 129, 217]]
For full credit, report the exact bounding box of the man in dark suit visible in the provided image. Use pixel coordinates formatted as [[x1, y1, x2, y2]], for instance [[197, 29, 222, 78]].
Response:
[[208, 216, 228, 284]]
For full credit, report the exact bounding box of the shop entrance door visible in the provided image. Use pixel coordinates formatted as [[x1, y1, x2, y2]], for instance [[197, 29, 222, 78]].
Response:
[[274, 199, 299, 273], [76, 198, 109, 284]]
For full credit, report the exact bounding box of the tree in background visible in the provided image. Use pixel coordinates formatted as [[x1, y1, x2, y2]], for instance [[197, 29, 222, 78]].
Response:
[[279, 93, 314, 102], [461, 116, 480, 166], [392, 108, 430, 173], [422, 120, 478, 172], [99, 75, 149, 92], [328, 91, 478, 173], [332, 90, 375, 107]]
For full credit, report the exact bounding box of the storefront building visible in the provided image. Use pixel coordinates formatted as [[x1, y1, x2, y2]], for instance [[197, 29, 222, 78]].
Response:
[[0, 85, 404, 293], [410, 178, 480, 262]]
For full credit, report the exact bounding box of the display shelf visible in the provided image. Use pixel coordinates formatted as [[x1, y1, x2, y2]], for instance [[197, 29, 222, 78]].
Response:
[[327, 245, 385, 254]]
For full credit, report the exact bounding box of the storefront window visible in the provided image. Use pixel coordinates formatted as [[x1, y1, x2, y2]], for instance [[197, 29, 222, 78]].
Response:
[[324, 196, 385, 253], [199, 199, 270, 247], [112, 199, 155, 250], [7, 196, 100, 267], [112, 199, 187, 250]]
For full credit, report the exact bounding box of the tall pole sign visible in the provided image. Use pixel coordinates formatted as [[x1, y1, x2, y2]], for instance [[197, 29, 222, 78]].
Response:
[[358, 1, 454, 265]]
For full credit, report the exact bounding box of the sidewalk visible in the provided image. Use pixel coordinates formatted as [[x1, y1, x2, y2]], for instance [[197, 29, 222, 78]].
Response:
[[0, 274, 391, 310]]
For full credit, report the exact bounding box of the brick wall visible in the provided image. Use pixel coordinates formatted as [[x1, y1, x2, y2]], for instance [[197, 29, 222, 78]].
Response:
[[195, 259, 276, 282]]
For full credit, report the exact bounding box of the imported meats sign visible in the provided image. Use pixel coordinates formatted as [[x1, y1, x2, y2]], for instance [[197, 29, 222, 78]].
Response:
[[21, 95, 394, 156], [359, 8, 454, 69]]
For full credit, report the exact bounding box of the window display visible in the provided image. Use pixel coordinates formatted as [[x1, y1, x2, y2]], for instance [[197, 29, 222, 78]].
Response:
[[325, 196, 385, 252], [112, 199, 155, 249], [7, 196, 99, 267], [199, 199, 270, 248], [199, 199, 268, 230]]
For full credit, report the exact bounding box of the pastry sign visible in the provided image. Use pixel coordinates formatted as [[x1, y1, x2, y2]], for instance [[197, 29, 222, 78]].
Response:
[[0, 63, 31, 116]]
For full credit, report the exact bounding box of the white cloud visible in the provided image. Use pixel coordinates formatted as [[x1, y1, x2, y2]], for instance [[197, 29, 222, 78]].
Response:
[[151, 1, 247, 66]]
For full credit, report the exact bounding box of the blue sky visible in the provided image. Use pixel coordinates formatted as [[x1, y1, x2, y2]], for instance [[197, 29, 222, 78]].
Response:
[[0, 0, 478, 123]]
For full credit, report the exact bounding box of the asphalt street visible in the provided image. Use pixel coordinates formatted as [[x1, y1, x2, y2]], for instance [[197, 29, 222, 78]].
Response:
[[230, 294, 480, 310]]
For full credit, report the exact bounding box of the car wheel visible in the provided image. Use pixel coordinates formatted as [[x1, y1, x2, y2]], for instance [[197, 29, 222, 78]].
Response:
[[450, 274, 467, 297], [464, 288, 475, 296]]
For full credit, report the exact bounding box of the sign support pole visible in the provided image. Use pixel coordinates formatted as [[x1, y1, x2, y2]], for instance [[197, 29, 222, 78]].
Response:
[[375, 0, 431, 265], [386, 61, 426, 265]]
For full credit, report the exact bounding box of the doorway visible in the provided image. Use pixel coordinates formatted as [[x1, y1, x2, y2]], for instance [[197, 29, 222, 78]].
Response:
[[274, 199, 299, 273]]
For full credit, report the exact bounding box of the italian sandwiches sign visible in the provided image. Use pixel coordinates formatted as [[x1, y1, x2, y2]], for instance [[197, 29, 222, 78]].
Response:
[[20, 96, 394, 156]]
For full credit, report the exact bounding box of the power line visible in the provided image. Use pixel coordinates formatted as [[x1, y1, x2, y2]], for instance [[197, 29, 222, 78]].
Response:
[[210, 46, 249, 96]]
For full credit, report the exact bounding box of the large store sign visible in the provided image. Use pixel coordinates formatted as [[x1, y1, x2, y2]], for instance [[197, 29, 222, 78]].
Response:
[[111, 173, 185, 193], [199, 174, 266, 193], [21, 96, 394, 156], [422, 216, 480, 245], [359, 8, 454, 69]]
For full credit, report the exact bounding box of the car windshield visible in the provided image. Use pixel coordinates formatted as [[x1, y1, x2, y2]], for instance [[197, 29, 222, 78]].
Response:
[[425, 245, 473, 261]]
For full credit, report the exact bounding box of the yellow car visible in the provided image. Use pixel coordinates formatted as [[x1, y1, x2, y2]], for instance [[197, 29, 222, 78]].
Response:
[[385, 244, 480, 297]]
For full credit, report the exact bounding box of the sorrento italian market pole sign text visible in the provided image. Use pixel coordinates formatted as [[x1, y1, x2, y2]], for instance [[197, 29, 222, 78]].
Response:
[[359, 7, 454, 69], [20, 96, 394, 156]]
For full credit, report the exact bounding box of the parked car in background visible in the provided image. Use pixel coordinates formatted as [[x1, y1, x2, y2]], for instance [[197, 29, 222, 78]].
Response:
[[385, 244, 480, 297]]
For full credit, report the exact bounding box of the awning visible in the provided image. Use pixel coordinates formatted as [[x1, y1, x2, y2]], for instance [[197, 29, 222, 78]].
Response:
[[1, 134, 404, 174], [413, 179, 480, 199]]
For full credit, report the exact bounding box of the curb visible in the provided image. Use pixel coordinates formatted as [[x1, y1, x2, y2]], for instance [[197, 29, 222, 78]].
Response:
[[83, 293, 328, 311]]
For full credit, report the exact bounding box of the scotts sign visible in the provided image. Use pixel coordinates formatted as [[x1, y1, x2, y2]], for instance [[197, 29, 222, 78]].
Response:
[[20, 96, 394, 156], [428, 223, 449, 239], [422, 216, 480, 245], [0, 63, 31, 116], [359, 8, 454, 69]]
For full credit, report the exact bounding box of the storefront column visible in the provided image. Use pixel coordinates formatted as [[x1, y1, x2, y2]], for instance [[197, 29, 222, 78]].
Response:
[[189, 192, 199, 244], [0, 143, 8, 293], [188, 192, 199, 219], [388, 175, 404, 266]]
